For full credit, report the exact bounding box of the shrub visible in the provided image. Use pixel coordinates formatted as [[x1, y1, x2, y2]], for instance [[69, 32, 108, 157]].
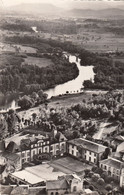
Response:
[[84, 169, 91, 177], [97, 178, 105, 185], [89, 171, 94, 178], [92, 165, 98, 172], [105, 184, 112, 191], [92, 173, 100, 182], [89, 185, 95, 191], [105, 176, 114, 184]]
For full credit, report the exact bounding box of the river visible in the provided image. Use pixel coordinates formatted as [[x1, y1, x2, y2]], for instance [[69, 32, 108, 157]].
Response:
[[0, 54, 95, 112]]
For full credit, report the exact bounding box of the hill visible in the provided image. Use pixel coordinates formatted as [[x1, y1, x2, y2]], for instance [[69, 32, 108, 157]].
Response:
[[7, 3, 64, 16], [67, 8, 124, 18]]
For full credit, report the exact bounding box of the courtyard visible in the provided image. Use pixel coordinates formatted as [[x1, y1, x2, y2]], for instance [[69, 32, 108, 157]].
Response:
[[50, 157, 92, 174]]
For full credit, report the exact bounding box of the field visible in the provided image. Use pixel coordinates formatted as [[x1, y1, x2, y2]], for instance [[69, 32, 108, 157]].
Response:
[[0, 43, 37, 54], [50, 157, 92, 174], [22, 56, 53, 67], [113, 57, 124, 63]]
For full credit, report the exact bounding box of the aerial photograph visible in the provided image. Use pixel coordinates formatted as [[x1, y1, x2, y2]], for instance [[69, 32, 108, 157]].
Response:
[[0, 0, 124, 194]]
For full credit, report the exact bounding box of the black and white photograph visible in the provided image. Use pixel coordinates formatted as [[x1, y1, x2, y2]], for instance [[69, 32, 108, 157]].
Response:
[[0, 0, 124, 194]]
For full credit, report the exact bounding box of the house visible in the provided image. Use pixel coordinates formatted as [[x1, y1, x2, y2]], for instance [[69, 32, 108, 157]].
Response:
[[46, 174, 83, 195], [67, 138, 108, 164], [0, 140, 21, 173], [114, 141, 124, 161], [112, 135, 124, 146], [99, 156, 124, 187]]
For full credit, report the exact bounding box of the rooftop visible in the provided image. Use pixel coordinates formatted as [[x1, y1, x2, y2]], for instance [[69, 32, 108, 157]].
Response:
[[46, 179, 68, 190], [68, 138, 107, 153], [11, 163, 65, 185], [2, 152, 20, 161], [100, 157, 124, 169]]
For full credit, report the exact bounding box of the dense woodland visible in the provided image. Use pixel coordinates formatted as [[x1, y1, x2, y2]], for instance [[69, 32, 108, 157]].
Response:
[[2, 35, 124, 93], [1, 19, 77, 34], [0, 54, 78, 94]]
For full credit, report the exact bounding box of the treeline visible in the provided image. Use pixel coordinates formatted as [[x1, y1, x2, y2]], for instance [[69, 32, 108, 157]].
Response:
[[4, 35, 81, 54], [80, 50, 124, 90], [1, 20, 77, 34], [0, 54, 78, 94]]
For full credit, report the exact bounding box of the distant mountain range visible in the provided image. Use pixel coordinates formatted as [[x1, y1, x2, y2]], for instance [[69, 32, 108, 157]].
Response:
[[5, 3, 64, 16], [2, 3, 124, 18], [68, 8, 124, 18]]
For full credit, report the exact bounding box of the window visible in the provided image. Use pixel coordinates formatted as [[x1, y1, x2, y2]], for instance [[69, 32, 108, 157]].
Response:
[[27, 152, 30, 156], [61, 144, 64, 149], [72, 150, 74, 155], [27, 157, 30, 162], [104, 165, 107, 170], [72, 145, 74, 148], [22, 153, 25, 157], [94, 158, 96, 163], [55, 192, 59, 195], [101, 164, 103, 169], [94, 153, 96, 157], [33, 150, 35, 156], [56, 144, 59, 149], [73, 186, 77, 192], [51, 192, 54, 195], [22, 159, 25, 163], [117, 169, 120, 175], [45, 147, 48, 152], [76, 152, 79, 157], [39, 149, 41, 154], [50, 146, 53, 150], [89, 157, 91, 162]]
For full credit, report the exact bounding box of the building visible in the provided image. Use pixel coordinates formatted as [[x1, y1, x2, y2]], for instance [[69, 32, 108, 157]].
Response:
[[99, 156, 124, 187], [5, 132, 67, 165], [46, 174, 83, 195], [67, 138, 108, 164], [9, 163, 66, 187]]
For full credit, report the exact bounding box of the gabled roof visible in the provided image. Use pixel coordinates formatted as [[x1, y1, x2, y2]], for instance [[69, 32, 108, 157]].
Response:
[[115, 135, 124, 141], [58, 132, 67, 142], [6, 141, 20, 153], [1, 185, 13, 195], [68, 138, 107, 153], [46, 178, 68, 190], [100, 157, 124, 169], [3, 152, 20, 162]]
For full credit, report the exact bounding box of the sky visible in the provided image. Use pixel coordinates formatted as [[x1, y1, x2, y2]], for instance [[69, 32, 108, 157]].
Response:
[[1, 0, 124, 9]]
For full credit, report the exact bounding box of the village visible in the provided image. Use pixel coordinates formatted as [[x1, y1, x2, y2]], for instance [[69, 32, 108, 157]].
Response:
[[0, 89, 124, 195]]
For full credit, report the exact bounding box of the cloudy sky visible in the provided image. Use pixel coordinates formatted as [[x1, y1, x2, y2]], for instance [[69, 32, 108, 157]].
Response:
[[1, 0, 124, 9]]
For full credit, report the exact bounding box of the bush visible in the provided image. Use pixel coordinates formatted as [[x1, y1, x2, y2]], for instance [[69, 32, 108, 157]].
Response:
[[92, 173, 100, 182], [105, 184, 112, 191], [89, 185, 95, 191], [89, 171, 94, 178], [105, 176, 114, 184], [92, 165, 98, 172], [97, 178, 105, 185], [101, 171, 108, 180], [84, 169, 91, 177], [94, 167, 103, 175]]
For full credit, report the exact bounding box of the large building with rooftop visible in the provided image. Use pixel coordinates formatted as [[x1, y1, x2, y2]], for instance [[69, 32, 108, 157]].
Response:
[[67, 138, 108, 164]]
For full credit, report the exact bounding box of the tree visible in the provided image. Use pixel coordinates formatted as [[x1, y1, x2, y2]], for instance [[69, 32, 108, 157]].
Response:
[[32, 113, 37, 122], [84, 169, 90, 177], [18, 95, 34, 109], [97, 178, 105, 185]]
